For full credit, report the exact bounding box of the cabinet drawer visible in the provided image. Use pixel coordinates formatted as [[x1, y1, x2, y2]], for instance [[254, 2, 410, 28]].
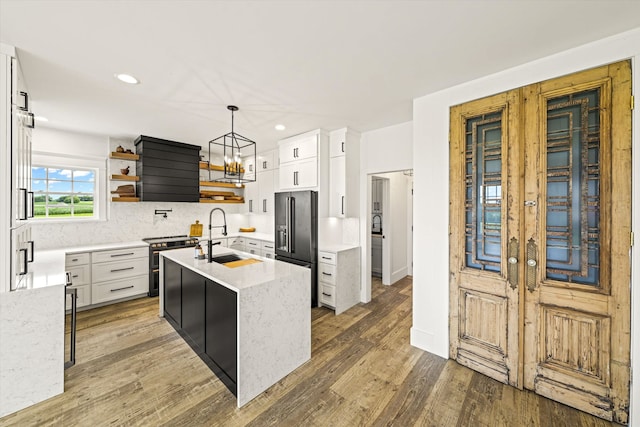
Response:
[[319, 283, 336, 307], [261, 241, 275, 251], [318, 251, 336, 265], [66, 265, 90, 286], [66, 284, 91, 310], [229, 237, 245, 247], [318, 263, 336, 285], [65, 252, 90, 266], [92, 275, 147, 304], [245, 239, 260, 250], [92, 246, 147, 264], [246, 247, 260, 256], [261, 250, 275, 260], [92, 257, 148, 283]]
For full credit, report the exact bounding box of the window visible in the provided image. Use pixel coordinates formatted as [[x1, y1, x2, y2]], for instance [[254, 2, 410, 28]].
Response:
[[32, 166, 96, 219]]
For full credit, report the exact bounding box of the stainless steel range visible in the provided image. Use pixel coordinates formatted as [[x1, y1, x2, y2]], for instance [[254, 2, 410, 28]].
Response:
[[143, 235, 199, 296]]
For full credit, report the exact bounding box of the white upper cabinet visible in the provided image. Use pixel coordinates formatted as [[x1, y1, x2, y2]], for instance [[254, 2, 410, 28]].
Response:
[[257, 150, 275, 171], [277, 129, 329, 217], [279, 134, 318, 164], [329, 128, 360, 218]]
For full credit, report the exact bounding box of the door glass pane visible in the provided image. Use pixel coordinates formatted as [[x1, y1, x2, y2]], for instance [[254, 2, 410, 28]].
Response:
[[464, 112, 502, 272], [545, 89, 600, 286]]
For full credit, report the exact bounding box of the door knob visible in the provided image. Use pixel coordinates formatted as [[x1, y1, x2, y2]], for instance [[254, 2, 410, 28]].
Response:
[[508, 257, 518, 264], [527, 259, 537, 267]]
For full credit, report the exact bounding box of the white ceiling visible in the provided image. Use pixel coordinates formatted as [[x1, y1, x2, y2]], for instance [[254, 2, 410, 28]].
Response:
[[1, 1, 639, 151]]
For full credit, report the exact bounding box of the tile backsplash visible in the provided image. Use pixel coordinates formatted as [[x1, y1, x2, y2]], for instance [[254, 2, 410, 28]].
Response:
[[31, 202, 258, 250]]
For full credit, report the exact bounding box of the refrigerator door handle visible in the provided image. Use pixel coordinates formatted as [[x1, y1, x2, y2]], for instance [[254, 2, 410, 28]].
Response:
[[290, 197, 295, 254], [285, 196, 291, 252]]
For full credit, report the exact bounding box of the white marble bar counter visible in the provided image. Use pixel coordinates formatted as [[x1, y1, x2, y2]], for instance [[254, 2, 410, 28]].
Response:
[[159, 246, 310, 407], [0, 248, 67, 417]]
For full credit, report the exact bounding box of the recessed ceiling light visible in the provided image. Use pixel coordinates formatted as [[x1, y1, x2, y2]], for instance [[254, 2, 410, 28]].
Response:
[[275, 124, 286, 131], [115, 73, 139, 84], [35, 116, 48, 122]]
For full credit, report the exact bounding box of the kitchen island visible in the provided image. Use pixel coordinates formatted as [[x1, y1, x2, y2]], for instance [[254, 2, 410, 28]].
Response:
[[159, 246, 311, 407]]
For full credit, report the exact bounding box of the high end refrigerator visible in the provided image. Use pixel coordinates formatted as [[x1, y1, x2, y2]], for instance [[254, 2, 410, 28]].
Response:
[[275, 190, 318, 307]]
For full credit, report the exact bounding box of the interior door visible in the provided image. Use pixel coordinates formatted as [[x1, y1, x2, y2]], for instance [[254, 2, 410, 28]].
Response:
[[449, 61, 632, 424], [449, 89, 522, 388], [522, 61, 631, 424]]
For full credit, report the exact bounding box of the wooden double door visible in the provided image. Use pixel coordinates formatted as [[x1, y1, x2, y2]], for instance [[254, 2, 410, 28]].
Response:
[[449, 61, 632, 424]]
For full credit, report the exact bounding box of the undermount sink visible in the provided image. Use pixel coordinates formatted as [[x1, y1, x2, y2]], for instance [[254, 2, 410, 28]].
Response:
[[210, 254, 244, 264]]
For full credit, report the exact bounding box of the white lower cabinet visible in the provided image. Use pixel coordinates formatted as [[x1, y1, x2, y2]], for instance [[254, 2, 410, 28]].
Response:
[[245, 238, 261, 255], [65, 252, 91, 309], [92, 275, 148, 305], [261, 241, 275, 259], [91, 247, 148, 304], [65, 245, 148, 309], [318, 247, 360, 315], [229, 237, 245, 251]]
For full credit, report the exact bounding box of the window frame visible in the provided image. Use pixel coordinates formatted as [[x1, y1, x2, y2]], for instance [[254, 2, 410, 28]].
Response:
[[32, 151, 107, 222]]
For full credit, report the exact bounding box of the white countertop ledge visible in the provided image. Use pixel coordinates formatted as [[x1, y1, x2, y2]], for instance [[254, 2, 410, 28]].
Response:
[[159, 246, 306, 292]]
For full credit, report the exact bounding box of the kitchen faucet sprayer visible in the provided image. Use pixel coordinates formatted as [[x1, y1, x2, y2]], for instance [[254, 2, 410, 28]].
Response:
[[208, 208, 227, 262]]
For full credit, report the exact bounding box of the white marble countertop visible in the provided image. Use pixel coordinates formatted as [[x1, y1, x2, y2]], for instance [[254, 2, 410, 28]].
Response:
[[16, 249, 67, 290], [319, 243, 360, 253], [160, 246, 306, 292]]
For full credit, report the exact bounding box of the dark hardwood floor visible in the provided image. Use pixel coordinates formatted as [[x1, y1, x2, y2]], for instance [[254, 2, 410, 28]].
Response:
[[1, 276, 616, 426]]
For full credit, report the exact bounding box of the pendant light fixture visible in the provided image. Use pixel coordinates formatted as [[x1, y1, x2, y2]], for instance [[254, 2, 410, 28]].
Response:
[[208, 105, 257, 186]]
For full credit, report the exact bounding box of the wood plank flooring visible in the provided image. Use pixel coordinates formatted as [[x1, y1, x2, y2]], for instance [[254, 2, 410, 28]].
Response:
[[1, 277, 617, 426]]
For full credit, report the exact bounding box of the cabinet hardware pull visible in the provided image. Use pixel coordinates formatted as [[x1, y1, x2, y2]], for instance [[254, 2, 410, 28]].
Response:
[[25, 112, 35, 129], [152, 269, 159, 273], [322, 256, 331, 259], [263, 199, 266, 212], [322, 292, 332, 297], [18, 91, 29, 111], [19, 188, 28, 220], [111, 285, 134, 292], [19, 248, 28, 275], [28, 240, 34, 263], [322, 272, 332, 276], [72, 274, 79, 278], [72, 258, 79, 262], [341, 195, 344, 215], [110, 252, 134, 257], [263, 161, 267, 169], [341, 141, 344, 153], [249, 200, 253, 212], [110, 266, 135, 273], [28, 192, 34, 218]]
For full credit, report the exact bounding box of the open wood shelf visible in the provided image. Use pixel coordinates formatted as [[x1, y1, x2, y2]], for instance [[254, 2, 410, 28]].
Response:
[[199, 161, 244, 173], [199, 198, 244, 204], [200, 181, 245, 189], [111, 197, 139, 202], [110, 174, 140, 181], [109, 152, 139, 161]]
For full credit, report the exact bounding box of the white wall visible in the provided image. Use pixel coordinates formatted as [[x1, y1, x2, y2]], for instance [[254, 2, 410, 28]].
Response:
[[411, 27, 640, 423], [359, 121, 412, 301]]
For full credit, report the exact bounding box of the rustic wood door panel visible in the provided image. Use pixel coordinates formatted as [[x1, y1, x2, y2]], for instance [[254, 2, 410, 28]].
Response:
[[449, 89, 522, 388], [450, 61, 631, 424]]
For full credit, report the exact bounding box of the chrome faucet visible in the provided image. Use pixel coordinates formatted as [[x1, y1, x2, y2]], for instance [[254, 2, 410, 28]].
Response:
[[208, 208, 227, 262]]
